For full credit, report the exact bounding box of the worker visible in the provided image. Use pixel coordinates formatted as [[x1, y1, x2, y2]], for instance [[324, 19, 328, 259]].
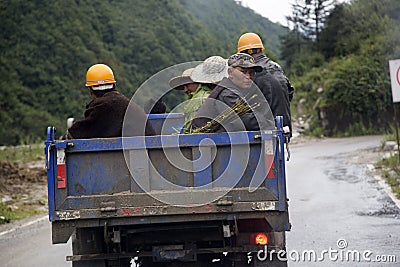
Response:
[[237, 32, 293, 134], [169, 56, 228, 133], [192, 53, 275, 132], [62, 63, 155, 139]]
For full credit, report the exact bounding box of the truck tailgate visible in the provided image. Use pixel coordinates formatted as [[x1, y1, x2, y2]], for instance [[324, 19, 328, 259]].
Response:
[[46, 130, 286, 222]]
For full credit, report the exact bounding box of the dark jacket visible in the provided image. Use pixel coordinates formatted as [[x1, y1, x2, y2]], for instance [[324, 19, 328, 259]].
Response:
[[254, 55, 294, 101], [254, 55, 293, 133], [192, 78, 274, 132], [66, 90, 155, 139]]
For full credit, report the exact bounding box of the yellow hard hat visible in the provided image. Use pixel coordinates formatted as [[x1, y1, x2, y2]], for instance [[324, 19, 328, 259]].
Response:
[[237, 32, 265, 53], [85, 64, 116, 87]]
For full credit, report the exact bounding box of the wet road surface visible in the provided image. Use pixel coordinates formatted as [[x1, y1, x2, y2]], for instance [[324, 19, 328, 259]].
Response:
[[286, 135, 400, 266], [0, 135, 399, 266], [0, 215, 71, 266]]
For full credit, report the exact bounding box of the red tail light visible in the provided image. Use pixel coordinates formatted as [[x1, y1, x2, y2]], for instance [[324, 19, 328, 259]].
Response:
[[250, 233, 268, 245], [57, 164, 66, 188], [57, 149, 66, 189], [266, 154, 275, 178]]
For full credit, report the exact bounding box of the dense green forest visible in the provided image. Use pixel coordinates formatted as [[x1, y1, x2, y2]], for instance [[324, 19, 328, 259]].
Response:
[[281, 0, 400, 136], [0, 0, 286, 145], [180, 0, 284, 57], [1, 0, 400, 145]]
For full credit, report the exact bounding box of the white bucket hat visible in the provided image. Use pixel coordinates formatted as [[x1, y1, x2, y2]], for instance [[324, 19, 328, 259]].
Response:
[[190, 56, 228, 84], [169, 68, 195, 90]]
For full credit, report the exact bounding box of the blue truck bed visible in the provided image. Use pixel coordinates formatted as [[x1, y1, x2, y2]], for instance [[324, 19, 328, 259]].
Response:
[[45, 114, 290, 266]]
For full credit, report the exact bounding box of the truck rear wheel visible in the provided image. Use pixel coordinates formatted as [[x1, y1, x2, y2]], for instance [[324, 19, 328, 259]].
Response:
[[221, 252, 287, 267], [252, 253, 287, 267], [137, 254, 225, 266], [72, 228, 132, 267], [72, 228, 106, 267]]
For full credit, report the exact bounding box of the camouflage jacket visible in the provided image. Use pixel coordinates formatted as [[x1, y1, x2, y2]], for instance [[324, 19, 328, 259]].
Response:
[[183, 85, 212, 133]]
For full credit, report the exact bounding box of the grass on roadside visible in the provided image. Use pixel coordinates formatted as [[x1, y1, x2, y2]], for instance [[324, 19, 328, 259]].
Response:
[[0, 202, 46, 224], [0, 142, 47, 224], [378, 162, 400, 199], [376, 133, 400, 199], [0, 143, 44, 163]]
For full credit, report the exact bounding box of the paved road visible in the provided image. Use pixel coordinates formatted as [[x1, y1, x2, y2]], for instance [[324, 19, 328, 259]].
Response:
[[0, 215, 71, 266], [0, 135, 399, 266], [286, 135, 400, 266]]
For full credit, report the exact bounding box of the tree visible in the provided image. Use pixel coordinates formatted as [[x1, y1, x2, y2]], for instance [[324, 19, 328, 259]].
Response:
[[282, 0, 339, 74], [319, 3, 346, 59], [309, 0, 336, 48], [0, 0, 287, 145], [284, 0, 400, 136], [287, 0, 336, 49]]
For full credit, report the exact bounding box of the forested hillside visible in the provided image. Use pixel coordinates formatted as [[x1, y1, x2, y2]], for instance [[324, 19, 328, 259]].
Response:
[[0, 0, 286, 145], [4, 0, 396, 144], [282, 0, 400, 136], [180, 0, 284, 58]]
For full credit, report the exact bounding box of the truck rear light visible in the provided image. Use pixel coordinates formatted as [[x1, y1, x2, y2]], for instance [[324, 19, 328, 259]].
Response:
[[57, 149, 66, 189], [57, 164, 66, 188], [250, 233, 268, 245], [266, 154, 276, 178]]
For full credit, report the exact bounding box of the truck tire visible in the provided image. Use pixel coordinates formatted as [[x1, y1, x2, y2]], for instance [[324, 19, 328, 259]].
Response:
[[137, 257, 166, 267], [138, 254, 224, 267], [252, 253, 288, 267], [106, 258, 132, 267], [72, 228, 106, 267], [221, 253, 287, 267]]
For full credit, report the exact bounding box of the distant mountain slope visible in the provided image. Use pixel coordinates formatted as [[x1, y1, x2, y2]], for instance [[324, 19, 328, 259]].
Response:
[[0, 0, 286, 145], [180, 0, 287, 58]]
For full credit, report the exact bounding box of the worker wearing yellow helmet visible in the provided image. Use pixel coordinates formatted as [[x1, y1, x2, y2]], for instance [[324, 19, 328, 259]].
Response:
[[85, 63, 116, 88], [62, 64, 155, 139], [237, 32, 265, 55], [237, 32, 294, 135]]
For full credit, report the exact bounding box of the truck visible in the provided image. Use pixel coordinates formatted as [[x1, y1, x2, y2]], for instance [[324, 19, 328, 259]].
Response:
[[45, 113, 290, 266]]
